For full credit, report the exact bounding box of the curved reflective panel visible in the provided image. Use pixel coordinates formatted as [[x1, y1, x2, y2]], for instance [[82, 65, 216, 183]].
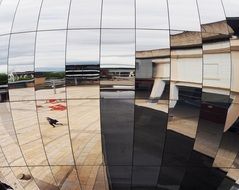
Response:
[[8, 32, 35, 101], [135, 30, 170, 100], [35, 30, 66, 100], [36, 99, 74, 165], [136, 0, 169, 29], [100, 29, 135, 99], [198, 0, 225, 24], [192, 32, 231, 168], [68, 0, 102, 29], [107, 166, 132, 190], [12, 0, 42, 33], [101, 0, 135, 28], [197, 0, 228, 34], [0, 0, 19, 35], [222, 0, 239, 18], [10, 101, 48, 166], [132, 166, 160, 190], [0, 102, 25, 166], [66, 30, 100, 99], [38, 0, 70, 30], [100, 99, 134, 165], [201, 33, 231, 98], [168, 0, 201, 31], [67, 99, 102, 166], [0, 35, 9, 102]]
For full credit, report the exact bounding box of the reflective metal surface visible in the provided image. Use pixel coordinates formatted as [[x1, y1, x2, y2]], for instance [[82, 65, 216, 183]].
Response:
[[100, 29, 135, 99], [35, 31, 66, 100], [8, 32, 35, 101], [66, 30, 100, 99], [0, 0, 239, 189]]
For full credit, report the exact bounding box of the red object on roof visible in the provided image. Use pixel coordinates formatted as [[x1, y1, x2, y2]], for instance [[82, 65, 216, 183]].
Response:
[[49, 104, 66, 111], [49, 99, 57, 103]]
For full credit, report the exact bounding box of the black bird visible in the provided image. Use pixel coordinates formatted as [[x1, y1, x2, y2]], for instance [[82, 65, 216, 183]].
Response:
[[0, 181, 13, 190], [46, 117, 63, 127]]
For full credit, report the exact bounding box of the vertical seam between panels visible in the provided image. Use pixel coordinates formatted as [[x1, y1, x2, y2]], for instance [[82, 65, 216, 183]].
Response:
[[192, 0, 204, 157], [91, 2, 105, 190], [220, 0, 233, 103], [33, 0, 60, 188], [130, 0, 136, 189], [154, 0, 171, 189], [64, 0, 84, 189], [99, 0, 112, 190]]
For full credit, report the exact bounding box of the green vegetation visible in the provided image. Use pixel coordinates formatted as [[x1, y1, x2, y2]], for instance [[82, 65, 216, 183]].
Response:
[[0, 73, 8, 85], [16, 76, 33, 81], [44, 72, 65, 79]]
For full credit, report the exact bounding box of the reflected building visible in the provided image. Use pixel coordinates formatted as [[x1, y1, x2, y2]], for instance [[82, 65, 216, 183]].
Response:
[[0, 0, 239, 189]]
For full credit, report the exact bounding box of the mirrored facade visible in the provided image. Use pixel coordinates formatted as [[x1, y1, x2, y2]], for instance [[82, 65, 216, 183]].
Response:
[[0, 0, 239, 189]]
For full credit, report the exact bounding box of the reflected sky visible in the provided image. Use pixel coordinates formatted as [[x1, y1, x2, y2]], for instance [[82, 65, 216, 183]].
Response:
[[38, 0, 70, 30], [66, 30, 100, 65], [8, 32, 35, 73], [136, 0, 168, 29], [102, 0, 135, 28], [0, 0, 238, 33], [35, 31, 66, 72], [101, 29, 135, 68], [69, 0, 101, 28], [0, 0, 19, 35], [0, 35, 9, 74], [197, 0, 225, 24], [12, 0, 42, 33], [168, 0, 201, 31], [222, 0, 239, 17], [136, 30, 170, 51]]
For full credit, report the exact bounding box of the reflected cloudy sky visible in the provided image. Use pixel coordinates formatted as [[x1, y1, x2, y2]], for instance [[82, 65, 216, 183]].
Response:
[[0, 35, 9, 74], [66, 29, 100, 65], [0, 0, 19, 35], [8, 33, 35, 73], [136, 30, 170, 51], [222, 0, 239, 17], [69, 0, 101, 28], [168, 0, 201, 31], [12, 0, 42, 33], [102, 0, 135, 28], [101, 29, 135, 68], [197, 0, 225, 24], [38, 0, 70, 30], [35, 30, 66, 72], [0, 0, 237, 34], [136, 0, 169, 29]]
